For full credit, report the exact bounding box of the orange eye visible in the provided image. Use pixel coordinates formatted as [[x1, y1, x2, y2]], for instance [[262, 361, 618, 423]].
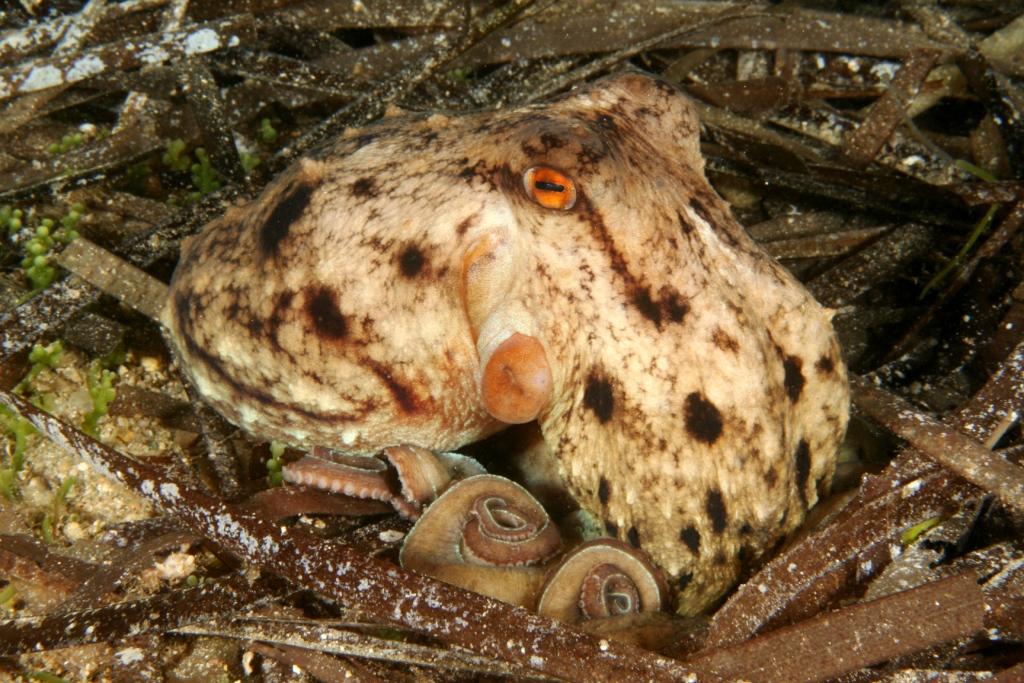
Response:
[[523, 166, 577, 210]]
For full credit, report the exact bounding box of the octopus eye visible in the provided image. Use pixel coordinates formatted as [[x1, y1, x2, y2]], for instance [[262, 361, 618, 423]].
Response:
[[523, 166, 577, 210]]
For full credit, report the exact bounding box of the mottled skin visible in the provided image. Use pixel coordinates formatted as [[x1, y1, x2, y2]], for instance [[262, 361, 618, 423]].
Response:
[[165, 73, 849, 614]]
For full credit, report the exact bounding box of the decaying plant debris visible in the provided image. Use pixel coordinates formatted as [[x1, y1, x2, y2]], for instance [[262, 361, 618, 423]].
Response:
[[1, 0, 1022, 681]]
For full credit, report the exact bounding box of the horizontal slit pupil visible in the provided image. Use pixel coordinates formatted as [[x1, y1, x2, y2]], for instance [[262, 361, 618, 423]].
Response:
[[535, 180, 565, 192]]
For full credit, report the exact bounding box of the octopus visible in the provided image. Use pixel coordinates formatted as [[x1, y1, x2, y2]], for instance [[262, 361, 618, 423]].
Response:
[[164, 71, 850, 615]]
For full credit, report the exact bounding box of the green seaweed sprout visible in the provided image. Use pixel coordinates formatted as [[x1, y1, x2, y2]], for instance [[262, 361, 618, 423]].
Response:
[[0, 583, 16, 613], [6, 204, 83, 298], [21, 213, 80, 292], [47, 126, 107, 156], [259, 117, 278, 143], [28, 671, 71, 683], [40, 475, 76, 544], [22, 227, 58, 293], [1, 205, 23, 235], [185, 573, 208, 588], [240, 118, 281, 174], [161, 139, 224, 202], [162, 138, 191, 172], [240, 151, 260, 174], [921, 160, 1002, 298], [0, 407, 33, 500], [1, 341, 63, 499], [124, 160, 153, 195], [82, 360, 116, 436], [47, 131, 85, 155], [266, 440, 285, 487], [15, 341, 63, 394], [97, 344, 127, 373], [21, 341, 63, 415], [59, 205, 85, 234], [901, 516, 942, 545], [447, 66, 473, 82], [189, 148, 222, 198]]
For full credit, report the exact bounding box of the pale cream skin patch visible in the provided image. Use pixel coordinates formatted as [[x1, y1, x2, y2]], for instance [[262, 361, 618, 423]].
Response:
[[164, 72, 850, 615]]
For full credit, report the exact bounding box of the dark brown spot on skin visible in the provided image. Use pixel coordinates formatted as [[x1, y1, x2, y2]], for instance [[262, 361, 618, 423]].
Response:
[[266, 290, 294, 347], [459, 160, 489, 183], [350, 176, 377, 197], [680, 525, 700, 554], [739, 522, 753, 535], [305, 287, 347, 340], [604, 520, 619, 538], [783, 355, 805, 401], [816, 474, 830, 499], [715, 551, 728, 565], [765, 466, 778, 487], [738, 545, 751, 568], [627, 526, 640, 548], [363, 358, 420, 414], [173, 290, 192, 332], [398, 245, 426, 278], [598, 476, 610, 505], [678, 210, 696, 235], [259, 179, 316, 256], [246, 317, 262, 337], [577, 138, 610, 166], [520, 140, 542, 156], [690, 196, 714, 225], [768, 534, 787, 559], [275, 290, 294, 311], [816, 355, 835, 374], [794, 439, 811, 506], [677, 572, 693, 591], [706, 488, 728, 534], [634, 288, 661, 325], [712, 328, 739, 353], [685, 392, 723, 444], [455, 215, 475, 235], [539, 132, 566, 149], [494, 164, 520, 197], [663, 288, 689, 323], [583, 373, 614, 423], [351, 133, 378, 149], [581, 205, 666, 329], [224, 297, 244, 323]]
